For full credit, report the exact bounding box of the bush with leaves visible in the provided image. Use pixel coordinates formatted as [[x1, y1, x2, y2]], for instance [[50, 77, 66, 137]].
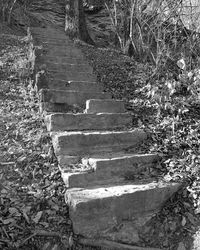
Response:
[[105, 0, 200, 78]]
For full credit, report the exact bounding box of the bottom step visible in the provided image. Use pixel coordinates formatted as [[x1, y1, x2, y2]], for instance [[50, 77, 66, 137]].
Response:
[[66, 181, 180, 244]]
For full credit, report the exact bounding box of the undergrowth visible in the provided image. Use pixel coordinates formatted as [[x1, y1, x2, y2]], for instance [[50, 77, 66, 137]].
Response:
[[78, 41, 200, 250]]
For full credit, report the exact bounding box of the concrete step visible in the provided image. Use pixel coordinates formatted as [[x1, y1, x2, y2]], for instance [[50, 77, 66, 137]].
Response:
[[85, 99, 125, 114], [51, 129, 147, 157], [45, 113, 132, 132], [66, 181, 180, 243], [39, 89, 110, 106], [45, 62, 93, 74], [48, 80, 103, 92], [47, 70, 97, 82], [62, 153, 160, 188]]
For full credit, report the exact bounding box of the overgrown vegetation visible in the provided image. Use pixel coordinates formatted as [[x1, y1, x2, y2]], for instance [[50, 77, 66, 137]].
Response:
[[105, 0, 200, 75], [77, 33, 200, 249], [0, 0, 65, 28]]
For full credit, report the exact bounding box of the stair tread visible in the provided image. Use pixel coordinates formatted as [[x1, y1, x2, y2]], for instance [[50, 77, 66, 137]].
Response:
[[66, 181, 180, 201], [48, 112, 129, 116], [52, 129, 144, 135], [45, 112, 132, 132], [82, 152, 159, 161]]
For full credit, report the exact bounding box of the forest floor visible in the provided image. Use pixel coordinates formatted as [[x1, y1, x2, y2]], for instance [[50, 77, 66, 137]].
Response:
[[1, 20, 200, 250], [0, 23, 71, 250]]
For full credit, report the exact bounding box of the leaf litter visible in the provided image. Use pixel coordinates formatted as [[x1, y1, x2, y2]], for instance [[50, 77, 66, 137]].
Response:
[[78, 42, 200, 250], [0, 30, 71, 250]]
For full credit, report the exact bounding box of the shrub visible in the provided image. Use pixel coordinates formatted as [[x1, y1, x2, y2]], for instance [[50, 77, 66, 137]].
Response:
[[105, 0, 200, 77]]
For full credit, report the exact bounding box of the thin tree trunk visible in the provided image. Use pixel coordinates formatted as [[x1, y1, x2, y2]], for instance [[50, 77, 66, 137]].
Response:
[[65, 0, 94, 45]]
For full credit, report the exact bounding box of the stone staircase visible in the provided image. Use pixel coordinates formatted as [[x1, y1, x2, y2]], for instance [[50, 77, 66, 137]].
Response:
[[31, 25, 181, 248]]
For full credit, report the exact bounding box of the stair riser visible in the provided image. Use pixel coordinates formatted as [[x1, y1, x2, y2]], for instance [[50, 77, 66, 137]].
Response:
[[42, 56, 87, 64], [85, 99, 125, 114], [48, 81, 103, 92], [46, 63, 93, 74], [63, 162, 154, 188], [40, 102, 79, 113], [66, 183, 180, 241], [45, 113, 132, 132], [52, 130, 147, 156], [63, 154, 159, 188], [45, 49, 84, 58], [39, 90, 110, 105], [48, 72, 97, 82]]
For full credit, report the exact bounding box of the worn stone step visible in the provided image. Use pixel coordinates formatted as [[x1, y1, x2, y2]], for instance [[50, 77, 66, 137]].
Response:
[[39, 40, 73, 45], [45, 113, 132, 132], [46, 62, 93, 74], [45, 48, 84, 58], [31, 28, 67, 38], [85, 99, 125, 114], [48, 80, 103, 92], [39, 89, 110, 106], [40, 102, 82, 113], [62, 153, 160, 188], [66, 181, 180, 243], [35, 39, 73, 47], [48, 70, 97, 82], [42, 55, 87, 64], [51, 129, 147, 157]]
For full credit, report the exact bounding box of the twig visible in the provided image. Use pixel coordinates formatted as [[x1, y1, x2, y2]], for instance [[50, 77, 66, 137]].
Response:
[[18, 230, 63, 248], [0, 162, 15, 166], [18, 232, 37, 247]]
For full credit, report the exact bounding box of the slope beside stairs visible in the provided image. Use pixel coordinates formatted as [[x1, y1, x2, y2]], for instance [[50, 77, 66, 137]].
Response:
[[31, 25, 180, 249]]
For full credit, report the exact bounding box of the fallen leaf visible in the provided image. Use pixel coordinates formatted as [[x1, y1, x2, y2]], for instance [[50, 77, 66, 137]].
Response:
[[9, 207, 21, 217], [181, 216, 186, 226], [177, 242, 186, 250], [186, 212, 196, 225], [2, 218, 16, 225], [33, 211, 43, 224]]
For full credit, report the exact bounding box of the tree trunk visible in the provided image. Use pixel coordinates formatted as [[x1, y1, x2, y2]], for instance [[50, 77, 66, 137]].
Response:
[[65, 0, 94, 45]]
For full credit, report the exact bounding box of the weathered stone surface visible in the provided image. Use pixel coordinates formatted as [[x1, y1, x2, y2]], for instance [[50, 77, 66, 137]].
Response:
[[51, 129, 147, 156], [45, 47, 85, 58], [48, 80, 103, 92], [39, 102, 77, 113], [66, 182, 180, 243], [39, 89, 110, 106], [45, 113, 132, 131], [42, 55, 87, 65], [62, 153, 160, 188], [57, 155, 80, 167], [48, 70, 97, 82], [46, 62, 93, 74], [85, 99, 126, 113]]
